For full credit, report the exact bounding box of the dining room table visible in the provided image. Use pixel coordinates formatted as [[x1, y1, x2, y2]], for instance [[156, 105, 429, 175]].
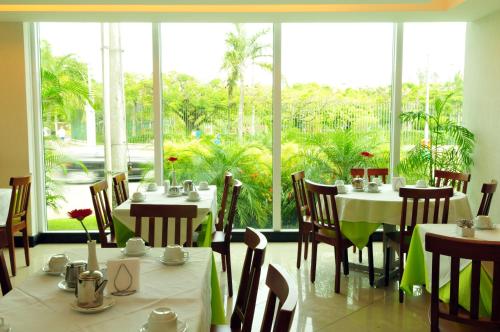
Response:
[[0, 246, 226, 331], [0, 188, 11, 226], [401, 223, 498, 317]]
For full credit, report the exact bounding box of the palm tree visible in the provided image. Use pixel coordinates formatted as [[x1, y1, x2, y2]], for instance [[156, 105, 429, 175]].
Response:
[[222, 24, 271, 139]]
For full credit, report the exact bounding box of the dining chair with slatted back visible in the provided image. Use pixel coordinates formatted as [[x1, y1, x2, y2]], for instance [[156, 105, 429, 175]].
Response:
[[425, 233, 500, 331], [306, 180, 374, 293], [0, 249, 12, 295], [112, 172, 129, 206], [212, 180, 242, 297], [477, 180, 497, 216], [89, 180, 117, 248], [291, 171, 313, 269], [386, 186, 454, 303], [260, 264, 298, 332], [130, 204, 197, 247], [216, 172, 233, 232], [434, 169, 471, 194], [0, 176, 31, 276], [368, 168, 389, 183]]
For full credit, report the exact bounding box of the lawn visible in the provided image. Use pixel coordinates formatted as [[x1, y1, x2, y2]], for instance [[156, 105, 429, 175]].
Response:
[[47, 216, 99, 231]]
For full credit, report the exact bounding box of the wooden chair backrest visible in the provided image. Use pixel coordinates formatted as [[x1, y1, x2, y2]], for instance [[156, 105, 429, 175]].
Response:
[[350, 168, 364, 179], [426, 233, 500, 328], [398, 187, 453, 252], [224, 180, 242, 244], [6, 176, 31, 230], [260, 264, 298, 332], [434, 169, 471, 194], [350, 168, 389, 183], [129, 204, 197, 247], [477, 180, 497, 216], [231, 227, 268, 332], [217, 172, 233, 231], [0, 249, 12, 295], [305, 180, 341, 232], [291, 171, 309, 226], [89, 180, 115, 246], [112, 172, 129, 205]]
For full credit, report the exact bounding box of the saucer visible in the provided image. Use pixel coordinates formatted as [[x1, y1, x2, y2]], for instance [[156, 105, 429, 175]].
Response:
[[475, 224, 496, 230], [42, 265, 65, 276], [146, 187, 158, 192], [197, 186, 210, 191], [131, 197, 146, 203], [167, 192, 182, 197], [367, 189, 381, 193], [70, 297, 115, 314], [352, 188, 364, 192], [139, 320, 187, 332], [186, 197, 201, 202], [159, 255, 188, 266], [58, 280, 76, 292], [121, 246, 152, 257]]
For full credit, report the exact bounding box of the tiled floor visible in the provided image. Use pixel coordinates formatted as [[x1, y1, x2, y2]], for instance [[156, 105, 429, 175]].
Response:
[[4, 242, 484, 331]]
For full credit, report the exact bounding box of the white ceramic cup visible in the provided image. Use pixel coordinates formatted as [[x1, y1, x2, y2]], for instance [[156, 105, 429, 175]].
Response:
[[148, 183, 158, 191], [336, 184, 347, 194], [48, 253, 69, 272], [188, 191, 200, 201], [367, 182, 379, 192], [164, 180, 170, 193], [148, 307, 178, 332], [126, 237, 146, 254], [392, 177, 406, 192], [199, 181, 209, 190], [163, 245, 189, 262], [475, 215, 493, 229], [132, 191, 145, 202], [415, 179, 427, 188]]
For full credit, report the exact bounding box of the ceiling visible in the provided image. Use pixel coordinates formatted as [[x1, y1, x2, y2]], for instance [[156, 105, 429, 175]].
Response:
[[0, 0, 498, 22]]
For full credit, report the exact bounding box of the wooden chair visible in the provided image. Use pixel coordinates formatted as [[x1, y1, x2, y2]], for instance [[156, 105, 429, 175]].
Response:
[[0, 176, 31, 276], [434, 169, 471, 194], [89, 180, 117, 248], [385, 186, 453, 303], [212, 180, 242, 297], [291, 171, 313, 269], [425, 233, 500, 331], [216, 172, 233, 232], [260, 264, 298, 332], [0, 249, 12, 295], [477, 180, 497, 216], [350, 168, 389, 183], [130, 204, 197, 247], [306, 180, 374, 293], [212, 227, 267, 332], [112, 172, 129, 205]]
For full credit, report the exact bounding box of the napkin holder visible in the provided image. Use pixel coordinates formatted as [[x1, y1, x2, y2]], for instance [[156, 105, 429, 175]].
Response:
[[107, 258, 140, 296]]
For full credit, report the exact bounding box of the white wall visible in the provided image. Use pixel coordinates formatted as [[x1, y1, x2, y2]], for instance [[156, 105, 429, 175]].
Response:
[[463, 9, 500, 221]]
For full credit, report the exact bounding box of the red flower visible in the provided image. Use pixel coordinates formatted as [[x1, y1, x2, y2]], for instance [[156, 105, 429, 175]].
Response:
[[68, 208, 92, 221], [168, 156, 178, 163], [360, 151, 374, 158]]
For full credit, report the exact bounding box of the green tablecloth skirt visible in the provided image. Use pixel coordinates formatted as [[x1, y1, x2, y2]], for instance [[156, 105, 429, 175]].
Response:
[[113, 213, 226, 324], [400, 225, 493, 317], [341, 221, 381, 249]]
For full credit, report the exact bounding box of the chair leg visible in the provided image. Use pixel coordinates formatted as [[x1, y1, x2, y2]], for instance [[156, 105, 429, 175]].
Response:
[[8, 235, 16, 277], [334, 247, 341, 293], [342, 247, 349, 276], [384, 246, 390, 287], [22, 229, 29, 267], [358, 249, 363, 263], [221, 254, 226, 272], [226, 250, 233, 297], [304, 231, 309, 260], [0, 251, 12, 295], [399, 252, 404, 303], [310, 236, 318, 283], [368, 239, 374, 287], [296, 230, 303, 269]]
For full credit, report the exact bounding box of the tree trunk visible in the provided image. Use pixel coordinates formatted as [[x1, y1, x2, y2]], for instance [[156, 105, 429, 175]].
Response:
[[238, 78, 244, 139]]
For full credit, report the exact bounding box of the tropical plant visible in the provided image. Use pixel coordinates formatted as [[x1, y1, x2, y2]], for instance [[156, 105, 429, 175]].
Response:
[[398, 93, 474, 184], [222, 24, 272, 139]]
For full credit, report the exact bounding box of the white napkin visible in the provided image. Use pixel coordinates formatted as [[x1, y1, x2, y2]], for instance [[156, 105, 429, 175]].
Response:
[[106, 258, 140, 293]]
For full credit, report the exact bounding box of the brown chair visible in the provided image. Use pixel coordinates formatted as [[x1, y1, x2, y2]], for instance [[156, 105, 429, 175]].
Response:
[[0, 176, 31, 276], [212, 180, 242, 297], [477, 180, 497, 216], [260, 264, 298, 332], [426, 233, 500, 331], [291, 171, 313, 269], [130, 204, 197, 247], [216, 172, 233, 232], [89, 180, 117, 248], [350, 168, 389, 183], [112, 172, 129, 205], [385, 186, 453, 303], [0, 249, 12, 295], [306, 180, 374, 293], [434, 169, 471, 194]]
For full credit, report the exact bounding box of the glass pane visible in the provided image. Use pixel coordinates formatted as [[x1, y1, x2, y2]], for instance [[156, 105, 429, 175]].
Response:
[[281, 23, 394, 229], [161, 23, 273, 229], [400, 23, 466, 183]]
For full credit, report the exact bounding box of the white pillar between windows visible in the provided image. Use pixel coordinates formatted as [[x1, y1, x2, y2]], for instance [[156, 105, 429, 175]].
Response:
[[101, 23, 113, 200], [390, 23, 404, 179], [152, 23, 163, 185], [272, 23, 282, 231]]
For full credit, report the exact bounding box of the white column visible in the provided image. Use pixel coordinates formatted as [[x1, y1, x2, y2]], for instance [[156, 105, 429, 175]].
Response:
[[152, 23, 163, 185], [390, 23, 404, 178], [101, 23, 113, 197], [272, 23, 282, 231]]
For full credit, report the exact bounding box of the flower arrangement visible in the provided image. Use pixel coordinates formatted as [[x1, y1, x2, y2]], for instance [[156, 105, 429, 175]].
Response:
[[167, 156, 178, 170], [167, 156, 178, 186], [456, 219, 474, 229], [68, 208, 93, 242]]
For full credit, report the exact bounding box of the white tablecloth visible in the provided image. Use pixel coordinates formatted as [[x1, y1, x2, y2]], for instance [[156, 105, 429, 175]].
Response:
[[335, 184, 473, 225], [113, 186, 217, 247], [0, 247, 213, 332], [0, 188, 11, 226]]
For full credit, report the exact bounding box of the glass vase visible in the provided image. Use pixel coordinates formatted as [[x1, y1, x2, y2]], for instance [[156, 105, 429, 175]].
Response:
[[87, 240, 99, 273]]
